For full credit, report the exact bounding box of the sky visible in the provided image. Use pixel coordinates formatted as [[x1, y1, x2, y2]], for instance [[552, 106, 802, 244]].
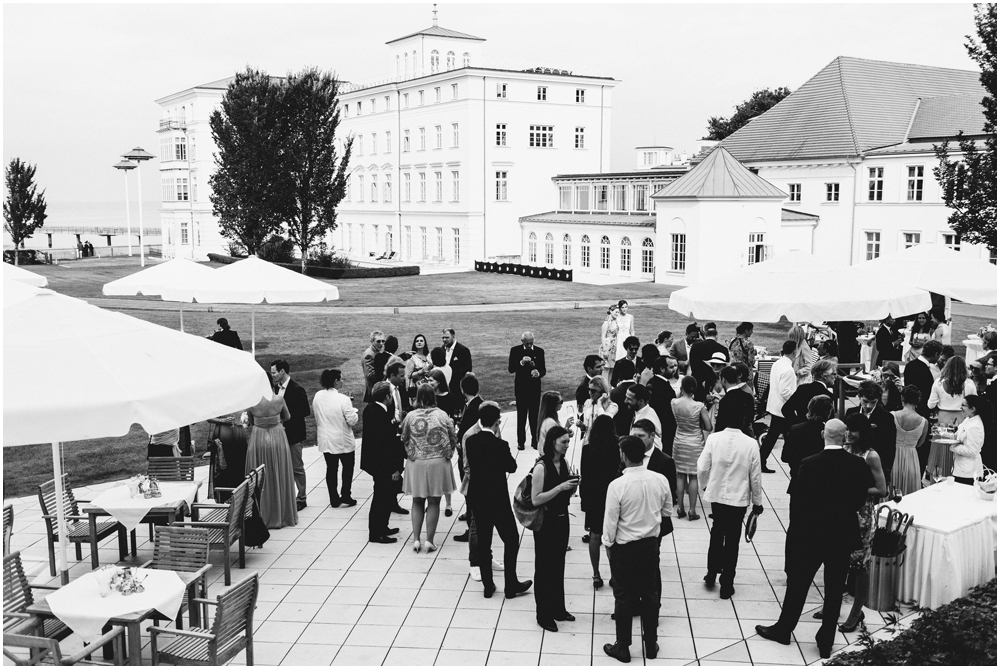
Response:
[[2, 1, 982, 211]]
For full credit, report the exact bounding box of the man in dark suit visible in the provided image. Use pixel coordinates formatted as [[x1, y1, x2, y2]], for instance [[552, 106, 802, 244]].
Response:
[[610, 380, 635, 437], [982, 355, 997, 472], [781, 395, 834, 494], [271, 359, 311, 511], [688, 323, 729, 392], [576, 355, 605, 416], [632, 418, 677, 515], [646, 357, 677, 455], [509, 331, 546, 451], [361, 330, 386, 403], [453, 374, 484, 543], [442, 328, 473, 398], [611, 336, 641, 386], [781, 359, 836, 426], [903, 340, 941, 421], [715, 366, 756, 439], [465, 403, 532, 599], [845, 380, 898, 481], [756, 419, 873, 659], [669, 324, 701, 374], [874, 316, 903, 366], [207, 318, 243, 350], [361, 382, 405, 543]]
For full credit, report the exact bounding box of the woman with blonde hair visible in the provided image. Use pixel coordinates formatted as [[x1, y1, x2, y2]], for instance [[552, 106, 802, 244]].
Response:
[[788, 325, 818, 386], [536, 390, 575, 453]]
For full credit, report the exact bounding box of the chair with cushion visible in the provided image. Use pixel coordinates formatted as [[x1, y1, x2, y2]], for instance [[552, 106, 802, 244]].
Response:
[[3, 627, 125, 666], [3, 505, 13, 556], [139, 527, 211, 629], [149, 572, 258, 666], [37, 477, 128, 576], [172, 479, 248, 586], [3, 552, 65, 641]]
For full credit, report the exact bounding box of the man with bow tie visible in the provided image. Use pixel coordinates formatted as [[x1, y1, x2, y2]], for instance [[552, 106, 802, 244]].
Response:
[[509, 331, 546, 451]]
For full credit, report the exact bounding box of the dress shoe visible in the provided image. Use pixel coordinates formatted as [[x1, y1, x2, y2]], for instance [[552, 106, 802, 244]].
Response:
[[453, 530, 470, 542], [553, 613, 575, 622], [537, 619, 558, 633], [603, 642, 631, 663], [297, 500, 307, 511], [703, 572, 717, 587], [645, 642, 659, 659], [444, 508, 453, 517], [582, 533, 590, 543], [610, 610, 640, 621], [329, 498, 341, 508], [340, 496, 357, 507], [818, 644, 833, 659], [720, 584, 735, 600], [368, 535, 397, 544], [755, 624, 791, 645], [458, 513, 468, 522], [812, 610, 825, 620], [518, 444, 526, 451], [838, 612, 865, 633], [470, 566, 482, 582], [761, 466, 776, 474], [483, 583, 496, 599], [393, 505, 410, 514], [505, 580, 532, 598], [385, 527, 400, 535]]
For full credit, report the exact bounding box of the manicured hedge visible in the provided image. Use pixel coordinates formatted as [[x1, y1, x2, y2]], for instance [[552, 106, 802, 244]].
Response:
[[475, 260, 572, 282], [206, 254, 420, 279]]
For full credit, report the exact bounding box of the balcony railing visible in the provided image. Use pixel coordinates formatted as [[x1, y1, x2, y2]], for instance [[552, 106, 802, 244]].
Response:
[[158, 118, 187, 131]]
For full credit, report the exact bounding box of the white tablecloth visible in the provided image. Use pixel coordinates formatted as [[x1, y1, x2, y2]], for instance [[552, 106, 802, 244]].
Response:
[[858, 335, 874, 371], [889, 480, 997, 609], [45, 568, 185, 642], [89, 481, 199, 533]]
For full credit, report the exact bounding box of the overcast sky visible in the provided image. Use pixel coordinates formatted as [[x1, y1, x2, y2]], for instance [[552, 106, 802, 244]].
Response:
[[2, 1, 981, 209]]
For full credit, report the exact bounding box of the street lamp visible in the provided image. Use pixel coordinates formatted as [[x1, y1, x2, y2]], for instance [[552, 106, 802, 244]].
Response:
[[112, 160, 137, 256], [121, 147, 155, 266]]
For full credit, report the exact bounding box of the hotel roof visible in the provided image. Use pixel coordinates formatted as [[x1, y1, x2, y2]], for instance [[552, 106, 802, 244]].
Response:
[[519, 212, 656, 228], [908, 93, 988, 140], [387, 25, 486, 44], [654, 147, 788, 199]]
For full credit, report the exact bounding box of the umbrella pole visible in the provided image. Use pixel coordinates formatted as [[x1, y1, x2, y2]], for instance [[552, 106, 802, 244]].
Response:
[[251, 306, 256, 359], [51, 442, 70, 585], [179, 303, 185, 333]]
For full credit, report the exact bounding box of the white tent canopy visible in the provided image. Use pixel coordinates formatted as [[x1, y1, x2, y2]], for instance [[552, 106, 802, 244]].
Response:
[[855, 244, 997, 306], [668, 250, 932, 323], [102, 257, 217, 331], [3, 262, 48, 287]]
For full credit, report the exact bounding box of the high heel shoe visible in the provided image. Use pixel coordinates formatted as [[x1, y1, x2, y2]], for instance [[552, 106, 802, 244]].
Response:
[[676, 509, 687, 519], [838, 613, 864, 633], [413, 540, 422, 553], [424, 541, 438, 553], [688, 512, 700, 521], [593, 576, 604, 589]]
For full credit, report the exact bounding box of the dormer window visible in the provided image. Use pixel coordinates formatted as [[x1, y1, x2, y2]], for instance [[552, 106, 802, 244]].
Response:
[[446, 51, 455, 70], [431, 50, 440, 73]]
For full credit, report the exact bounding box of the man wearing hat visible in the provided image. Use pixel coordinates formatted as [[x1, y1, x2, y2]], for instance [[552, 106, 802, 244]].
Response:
[[207, 318, 244, 350], [689, 323, 729, 399]]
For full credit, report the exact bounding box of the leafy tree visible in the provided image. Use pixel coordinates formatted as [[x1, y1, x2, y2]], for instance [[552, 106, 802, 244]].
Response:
[[281, 67, 353, 273], [3, 158, 48, 266], [209, 68, 291, 256], [706, 87, 791, 140], [934, 3, 997, 253]]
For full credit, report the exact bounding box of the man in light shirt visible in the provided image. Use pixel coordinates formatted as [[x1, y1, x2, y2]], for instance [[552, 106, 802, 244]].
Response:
[[759, 340, 798, 473], [697, 402, 763, 600], [602, 436, 673, 663], [312, 369, 359, 508]]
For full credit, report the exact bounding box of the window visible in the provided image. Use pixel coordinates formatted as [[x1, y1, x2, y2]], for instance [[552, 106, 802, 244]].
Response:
[[495, 123, 507, 146], [545, 233, 554, 265], [463, 53, 470, 67], [430, 51, 439, 73], [434, 87, 441, 103], [497, 83, 507, 99], [371, 133, 377, 155], [868, 167, 884, 201], [451, 171, 460, 201], [537, 86, 547, 101], [528, 232, 537, 263], [826, 183, 840, 202], [600, 236, 611, 270], [446, 52, 455, 70], [634, 184, 649, 211], [641, 238, 654, 274], [559, 185, 573, 210], [360, 224, 366, 255], [788, 183, 801, 202], [384, 95, 390, 111], [574, 127, 585, 149], [435, 125, 442, 149], [373, 225, 379, 251], [357, 174, 365, 201], [343, 104, 349, 117], [575, 184, 591, 210], [418, 172, 426, 201], [620, 237, 632, 272], [403, 93, 409, 108], [174, 136, 187, 160], [371, 178, 378, 202], [942, 233, 961, 251], [434, 172, 443, 202], [596, 184, 609, 211], [452, 123, 459, 147], [420, 226, 427, 259], [356, 101, 362, 115], [385, 229, 393, 254], [403, 173, 411, 202], [403, 53, 409, 78], [404, 226, 411, 260], [403, 129, 410, 152], [453, 228, 461, 263], [493, 171, 509, 201], [436, 227, 443, 258], [612, 184, 627, 211], [161, 177, 174, 201], [898, 232, 920, 248], [575, 88, 585, 103], [418, 90, 425, 106], [747, 233, 767, 265], [581, 235, 591, 268], [385, 131, 391, 153], [370, 99, 376, 113], [671, 234, 687, 272], [642, 151, 657, 166], [357, 135, 363, 155], [383, 174, 392, 202], [451, 83, 458, 100], [419, 127, 426, 150], [562, 234, 572, 266], [529, 125, 554, 148], [865, 231, 881, 260], [180, 220, 188, 245], [907, 166, 924, 201], [175, 177, 188, 201]]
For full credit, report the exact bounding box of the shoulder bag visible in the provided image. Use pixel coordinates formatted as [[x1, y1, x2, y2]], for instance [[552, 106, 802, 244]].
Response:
[[512, 459, 545, 531]]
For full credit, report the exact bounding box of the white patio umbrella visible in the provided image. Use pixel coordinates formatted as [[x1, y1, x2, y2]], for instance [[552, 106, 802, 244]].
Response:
[[855, 244, 997, 306], [668, 250, 932, 322], [160, 256, 340, 356], [3, 280, 273, 583], [102, 257, 217, 332], [3, 262, 48, 287]]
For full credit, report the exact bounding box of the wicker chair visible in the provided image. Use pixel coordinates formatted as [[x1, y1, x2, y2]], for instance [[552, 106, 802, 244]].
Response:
[[139, 527, 211, 629], [172, 479, 249, 586], [3, 505, 13, 556], [37, 476, 127, 576], [3, 552, 65, 641], [3, 627, 126, 666], [149, 572, 258, 666]]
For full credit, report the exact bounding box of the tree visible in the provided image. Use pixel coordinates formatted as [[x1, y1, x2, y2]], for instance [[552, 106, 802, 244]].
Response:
[[934, 3, 997, 253], [281, 67, 353, 273], [209, 68, 291, 256], [706, 87, 791, 140], [4, 158, 48, 265]]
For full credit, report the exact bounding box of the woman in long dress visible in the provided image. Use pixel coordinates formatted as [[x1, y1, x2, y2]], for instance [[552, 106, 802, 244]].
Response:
[[245, 394, 298, 529], [614, 300, 635, 361], [890, 385, 929, 496], [599, 305, 621, 384], [671, 375, 713, 520]]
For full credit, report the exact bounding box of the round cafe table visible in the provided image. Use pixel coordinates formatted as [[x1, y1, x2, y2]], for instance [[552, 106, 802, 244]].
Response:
[[926, 436, 957, 478]]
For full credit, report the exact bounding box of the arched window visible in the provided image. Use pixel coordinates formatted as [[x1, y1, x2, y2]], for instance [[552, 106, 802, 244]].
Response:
[[396, 55, 400, 78], [544, 233, 554, 265], [528, 232, 537, 264], [463, 52, 471, 67], [446, 52, 455, 70], [373, 225, 379, 251], [371, 178, 378, 203], [580, 234, 591, 268], [620, 237, 632, 272], [562, 234, 572, 266], [359, 223, 366, 255], [430, 50, 440, 73], [600, 236, 611, 270], [404, 52, 410, 78], [641, 237, 655, 274]]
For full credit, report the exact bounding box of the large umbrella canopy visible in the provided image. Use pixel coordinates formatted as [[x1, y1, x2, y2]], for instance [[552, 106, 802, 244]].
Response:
[[3, 262, 48, 287], [102, 257, 215, 297], [667, 250, 932, 322], [854, 244, 997, 306]]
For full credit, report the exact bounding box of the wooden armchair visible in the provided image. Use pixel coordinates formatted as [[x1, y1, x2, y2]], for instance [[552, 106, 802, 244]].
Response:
[[139, 527, 211, 629], [149, 572, 258, 666], [37, 477, 127, 576], [4, 505, 13, 556], [172, 479, 249, 586], [3, 552, 65, 641], [145, 457, 199, 537], [3, 627, 126, 666]]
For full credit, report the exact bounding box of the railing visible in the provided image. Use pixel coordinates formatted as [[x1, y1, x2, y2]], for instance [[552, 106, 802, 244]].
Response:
[[158, 118, 187, 131]]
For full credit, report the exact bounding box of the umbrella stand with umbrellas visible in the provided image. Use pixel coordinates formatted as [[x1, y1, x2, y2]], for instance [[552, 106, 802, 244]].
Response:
[[103, 257, 217, 332]]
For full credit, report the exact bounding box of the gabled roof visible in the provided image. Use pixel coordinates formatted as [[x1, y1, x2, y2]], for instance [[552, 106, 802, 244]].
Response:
[[719, 57, 984, 163], [908, 93, 988, 140], [386, 25, 485, 44], [194, 76, 235, 90], [653, 147, 788, 199]]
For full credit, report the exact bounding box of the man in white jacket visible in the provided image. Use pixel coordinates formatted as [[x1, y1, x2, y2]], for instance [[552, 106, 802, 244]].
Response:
[[759, 340, 798, 473], [313, 369, 360, 507]]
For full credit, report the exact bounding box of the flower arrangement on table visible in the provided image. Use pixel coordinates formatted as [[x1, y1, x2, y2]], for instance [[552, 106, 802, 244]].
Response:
[[126, 475, 162, 499], [93, 566, 146, 597], [977, 324, 996, 339]]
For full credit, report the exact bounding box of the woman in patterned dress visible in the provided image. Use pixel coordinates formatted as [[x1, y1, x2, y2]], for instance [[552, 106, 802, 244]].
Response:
[[599, 304, 621, 385], [671, 375, 713, 520]]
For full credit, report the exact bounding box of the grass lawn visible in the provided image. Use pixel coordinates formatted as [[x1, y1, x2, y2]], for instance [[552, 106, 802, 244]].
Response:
[[4, 258, 994, 498]]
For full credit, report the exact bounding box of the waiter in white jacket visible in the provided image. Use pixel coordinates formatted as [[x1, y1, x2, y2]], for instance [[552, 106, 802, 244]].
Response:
[[759, 340, 798, 473]]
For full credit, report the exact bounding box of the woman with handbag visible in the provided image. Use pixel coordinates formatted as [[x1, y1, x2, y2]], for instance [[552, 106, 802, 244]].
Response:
[[530, 426, 580, 632]]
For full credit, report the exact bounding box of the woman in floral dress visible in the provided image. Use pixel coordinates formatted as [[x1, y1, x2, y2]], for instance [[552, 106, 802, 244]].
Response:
[[599, 304, 621, 385]]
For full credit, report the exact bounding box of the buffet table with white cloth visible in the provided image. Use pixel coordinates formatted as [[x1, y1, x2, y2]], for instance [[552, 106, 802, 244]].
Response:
[[889, 480, 997, 609]]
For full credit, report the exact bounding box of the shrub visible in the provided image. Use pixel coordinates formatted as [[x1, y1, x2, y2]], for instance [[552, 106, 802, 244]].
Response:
[[307, 242, 356, 269], [3, 249, 44, 265], [257, 234, 297, 263], [206, 253, 418, 279], [226, 240, 247, 258]]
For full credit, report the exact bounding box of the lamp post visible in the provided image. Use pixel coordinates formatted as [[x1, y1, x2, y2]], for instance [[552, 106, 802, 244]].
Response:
[[121, 147, 155, 266], [112, 160, 137, 256]]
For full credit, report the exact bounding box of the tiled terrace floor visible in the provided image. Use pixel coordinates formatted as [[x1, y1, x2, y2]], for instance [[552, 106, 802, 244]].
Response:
[[5, 415, 921, 666]]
